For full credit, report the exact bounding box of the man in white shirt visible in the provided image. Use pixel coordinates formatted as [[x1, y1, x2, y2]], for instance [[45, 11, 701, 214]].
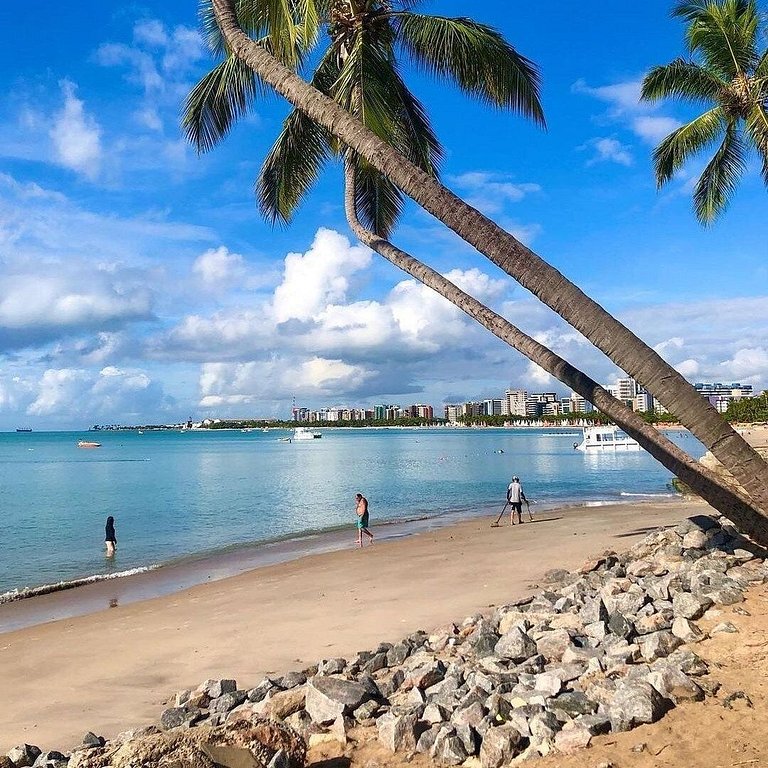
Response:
[[506, 476, 528, 525]]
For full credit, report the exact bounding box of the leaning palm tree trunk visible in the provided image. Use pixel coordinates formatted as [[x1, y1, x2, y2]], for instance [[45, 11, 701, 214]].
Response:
[[343, 162, 768, 543], [211, 0, 768, 514]]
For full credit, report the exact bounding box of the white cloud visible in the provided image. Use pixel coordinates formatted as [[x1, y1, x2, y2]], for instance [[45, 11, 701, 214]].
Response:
[[49, 81, 102, 180], [198, 357, 375, 406], [273, 228, 371, 323], [193, 246, 246, 287], [572, 78, 643, 112], [676, 358, 701, 378], [28, 369, 91, 416], [583, 137, 633, 166], [632, 115, 681, 143], [573, 77, 681, 149], [452, 172, 541, 216], [718, 347, 768, 380]]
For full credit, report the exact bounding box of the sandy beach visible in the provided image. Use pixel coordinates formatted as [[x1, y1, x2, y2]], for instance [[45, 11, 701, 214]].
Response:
[[0, 498, 699, 753]]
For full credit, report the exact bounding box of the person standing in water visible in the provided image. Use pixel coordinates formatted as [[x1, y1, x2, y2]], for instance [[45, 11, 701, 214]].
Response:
[[355, 493, 373, 548], [506, 476, 528, 525], [105, 515, 117, 556]]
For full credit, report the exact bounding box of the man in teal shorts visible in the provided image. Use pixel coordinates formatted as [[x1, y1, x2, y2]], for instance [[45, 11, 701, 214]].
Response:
[[355, 493, 374, 548]]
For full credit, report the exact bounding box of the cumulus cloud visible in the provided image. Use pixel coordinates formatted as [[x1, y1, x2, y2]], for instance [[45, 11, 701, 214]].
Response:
[[23, 366, 172, 423], [49, 81, 102, 180], [273, 228, 371, 323], [198, 357, 402, 407], [193, 246, 246, 287], [0, 267, 153, 352], [582, 137, 633, 166]]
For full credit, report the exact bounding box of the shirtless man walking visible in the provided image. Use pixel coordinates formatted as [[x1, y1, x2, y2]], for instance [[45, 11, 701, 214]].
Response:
[[355, 492, 374, 548]]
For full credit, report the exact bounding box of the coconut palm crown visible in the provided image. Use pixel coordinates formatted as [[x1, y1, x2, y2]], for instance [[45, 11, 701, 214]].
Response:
[[184, 0, 544, 237], [641, 0, 768, 224]]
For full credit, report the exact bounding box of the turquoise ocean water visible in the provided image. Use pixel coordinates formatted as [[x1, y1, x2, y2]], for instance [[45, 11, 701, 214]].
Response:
[[0, 427, 704, 598]]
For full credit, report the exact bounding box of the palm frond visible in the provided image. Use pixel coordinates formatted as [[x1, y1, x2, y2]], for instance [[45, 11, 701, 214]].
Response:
[[257, 108, 333, 224], [199, 0, 311, 66], [257, 47, 339, 224], [692, 122, 747, 223], [641, 58, 724, 103], [652, 107, 725, 185], [183, 55, 264, 152], [745, 104, 768, 185], [756, 49, 768, 77], [675, 0, 759, 78], [352, 156, 405, 237], [333, 27, 441, 170], [393, 13, 545, 126]]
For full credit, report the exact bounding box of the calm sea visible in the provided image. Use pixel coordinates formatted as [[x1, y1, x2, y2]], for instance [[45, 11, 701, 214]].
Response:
[[0, 427, 703, 598]]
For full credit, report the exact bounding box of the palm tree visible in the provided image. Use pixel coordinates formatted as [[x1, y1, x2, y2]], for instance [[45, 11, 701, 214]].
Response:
[[342, 162, 767, 537], [185, 1, 767, 528], [208, 0, 768, 527], [187, 0, 544, 238], [641, 0, 768, 224]]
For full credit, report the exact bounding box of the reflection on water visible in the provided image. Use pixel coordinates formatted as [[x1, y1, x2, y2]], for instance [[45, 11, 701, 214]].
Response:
[[0, 427, 704, 594]]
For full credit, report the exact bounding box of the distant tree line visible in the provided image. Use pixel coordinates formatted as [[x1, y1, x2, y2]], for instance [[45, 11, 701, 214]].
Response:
[[725, 393, 768, 424]]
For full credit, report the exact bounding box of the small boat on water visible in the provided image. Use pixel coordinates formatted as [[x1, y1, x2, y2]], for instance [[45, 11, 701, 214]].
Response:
[[16, 428, 32, 432], [77, 440, 102, 448], [293, 426, 322, 440], [574, 426, 640, 451]]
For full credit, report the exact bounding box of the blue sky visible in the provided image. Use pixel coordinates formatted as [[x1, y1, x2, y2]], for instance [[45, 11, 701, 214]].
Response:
[[0, 1, 766, 429]]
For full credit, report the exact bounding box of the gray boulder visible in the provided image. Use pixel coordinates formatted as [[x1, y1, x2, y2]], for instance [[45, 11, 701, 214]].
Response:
[[478, 725, 523, 768], [7, 746, 42, 768], [608, 681, 670, 731], [377, 709, 419, 753], [304, 677, 370, 724]]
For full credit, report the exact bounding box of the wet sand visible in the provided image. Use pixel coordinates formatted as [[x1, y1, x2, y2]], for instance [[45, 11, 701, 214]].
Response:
[[0, 498, 700, 752]]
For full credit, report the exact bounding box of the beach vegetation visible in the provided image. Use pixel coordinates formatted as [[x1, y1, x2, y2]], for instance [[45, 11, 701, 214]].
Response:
[[641, 0, 768, 224], [725, 392, 768, 423], [198, 0, 768, 539]]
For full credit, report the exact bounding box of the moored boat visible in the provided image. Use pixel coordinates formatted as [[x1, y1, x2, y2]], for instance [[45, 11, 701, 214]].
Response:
[[574, 426, 640, 451], [77, 440, 102, 448], [293, 426, 321, 440]]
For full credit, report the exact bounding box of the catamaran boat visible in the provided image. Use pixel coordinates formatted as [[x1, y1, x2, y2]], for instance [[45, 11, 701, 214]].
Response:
[[293, 426, 322, 440], [574, 426, 640, 451]]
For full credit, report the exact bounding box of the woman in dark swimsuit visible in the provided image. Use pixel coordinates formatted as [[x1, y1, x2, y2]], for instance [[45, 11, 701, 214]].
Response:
[[105, 516, 117, 556]]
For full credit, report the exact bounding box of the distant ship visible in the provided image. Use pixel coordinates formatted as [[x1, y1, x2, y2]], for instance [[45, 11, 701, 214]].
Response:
[[16, 428, 32, 433]]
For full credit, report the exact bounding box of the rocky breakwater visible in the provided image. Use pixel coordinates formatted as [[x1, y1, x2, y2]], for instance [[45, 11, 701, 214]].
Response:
[[4, 513, 767, 768]]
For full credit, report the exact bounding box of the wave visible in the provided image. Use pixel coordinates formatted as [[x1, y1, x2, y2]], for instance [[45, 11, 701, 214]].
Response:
[[619, 492, 678, 498], [0, 565, 161, 606]]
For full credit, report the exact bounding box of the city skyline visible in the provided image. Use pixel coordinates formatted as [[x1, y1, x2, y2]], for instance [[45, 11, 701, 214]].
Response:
[[0, 3, 766, 430]]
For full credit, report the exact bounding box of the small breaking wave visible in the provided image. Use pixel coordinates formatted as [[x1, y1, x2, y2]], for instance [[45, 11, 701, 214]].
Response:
[[0, 565, 161, 606], [619, 492, 677, 498]]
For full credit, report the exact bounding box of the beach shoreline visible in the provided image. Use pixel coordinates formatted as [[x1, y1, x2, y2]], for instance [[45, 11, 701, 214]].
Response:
[[0, 496, 703, 752]]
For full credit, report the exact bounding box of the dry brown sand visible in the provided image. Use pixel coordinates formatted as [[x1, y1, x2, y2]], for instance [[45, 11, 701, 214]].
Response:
[[309, 582, 768, 768], [1, 496, 765, 768]]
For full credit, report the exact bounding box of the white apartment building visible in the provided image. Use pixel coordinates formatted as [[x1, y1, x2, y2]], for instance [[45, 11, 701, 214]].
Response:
[[569, 392, 593, 413], [444, 405, 462, 423], [505, 389, 528, 417]]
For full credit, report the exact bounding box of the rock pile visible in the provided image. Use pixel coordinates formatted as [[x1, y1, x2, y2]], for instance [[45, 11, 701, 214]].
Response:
[[5, 514, 767, 767]]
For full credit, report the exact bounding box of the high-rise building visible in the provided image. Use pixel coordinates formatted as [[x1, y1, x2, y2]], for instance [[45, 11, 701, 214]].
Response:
[[444, 404, 462, 423], [504, 389, 528, 417], [483, 399, 503, 416]]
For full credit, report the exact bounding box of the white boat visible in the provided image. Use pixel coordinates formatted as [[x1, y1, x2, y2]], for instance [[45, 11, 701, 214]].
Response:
[[77, 440, 102, 448], [293, 426, 321, 440], [574, 426, 640, 451]]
